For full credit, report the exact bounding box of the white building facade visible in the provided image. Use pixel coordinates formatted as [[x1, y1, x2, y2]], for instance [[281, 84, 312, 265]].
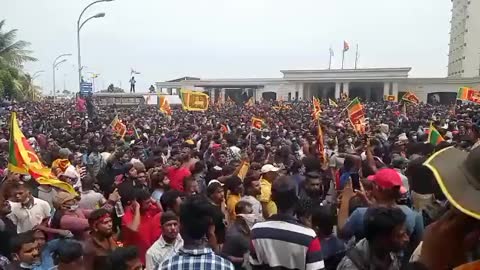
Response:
[[156, 67, 480, 105], [448, 0, 480, 78]]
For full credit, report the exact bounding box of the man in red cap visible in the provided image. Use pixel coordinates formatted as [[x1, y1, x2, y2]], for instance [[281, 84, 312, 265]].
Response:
[[338, 168, 424, 262]]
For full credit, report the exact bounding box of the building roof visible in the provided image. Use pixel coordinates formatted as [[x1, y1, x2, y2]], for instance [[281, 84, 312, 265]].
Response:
[[166, 76, 201, 82]]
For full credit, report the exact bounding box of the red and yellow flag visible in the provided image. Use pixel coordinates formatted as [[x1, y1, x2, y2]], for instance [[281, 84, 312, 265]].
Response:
[[8, 112, 76, 194], [316, 121, 326, 164], [251, 117, 266, 130], [402, 92, 420, 105], [111, 115, 127, 138], [159, 95, 172, 115], [180, 89, 209, 111], [347, 97, 366, 134], [312, 97, 322, 120], [457, 87, 480, 104], [384, 95, 397, 102]]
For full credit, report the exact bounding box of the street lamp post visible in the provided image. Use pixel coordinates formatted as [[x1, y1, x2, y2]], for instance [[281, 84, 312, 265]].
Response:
[[52, 54, 72, 100], [77, 0, 113, 92], [31, 70, 45, 100], [32, 70, 45, 80]]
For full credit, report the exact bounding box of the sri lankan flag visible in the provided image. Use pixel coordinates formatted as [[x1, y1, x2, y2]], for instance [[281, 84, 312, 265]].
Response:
[[457, 87, 471, 100], [251, 117, 267, 130], [8, 112, 76, 194], [316, 121, 326, 164], [312, 97, 322, 120], [328, 98, 338, 107], [159, 95, 172, 115], [428, 122, 444, 146], [402, 92, 420, 105], [457, 87, 480, 104], [111, 115, 127, 138], [346, 97, 366, 134], [180, 89, 209, 111]]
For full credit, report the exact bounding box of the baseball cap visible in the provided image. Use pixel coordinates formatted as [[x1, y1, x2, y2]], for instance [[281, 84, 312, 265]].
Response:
[[54, 192, 76, 208], [260, 164, 280, 174], [367, 168, 407, 194]]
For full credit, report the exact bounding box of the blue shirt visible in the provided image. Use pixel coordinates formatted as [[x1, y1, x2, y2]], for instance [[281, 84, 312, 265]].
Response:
[[342, 205, 424, 241], [339, 172, 351, 190]]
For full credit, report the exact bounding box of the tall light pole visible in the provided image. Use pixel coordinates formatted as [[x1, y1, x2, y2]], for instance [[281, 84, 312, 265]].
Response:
[[32, 70, 45, 80], [77, 0, 113, 92], [31, 70, 45, 100], [53, 54, 71, 99]]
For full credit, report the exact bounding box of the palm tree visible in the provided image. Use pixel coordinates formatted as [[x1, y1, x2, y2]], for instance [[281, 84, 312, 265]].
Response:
[[19, 73, 42, 100], [0, 20, 37, 68], [0, 20, 37, 100]]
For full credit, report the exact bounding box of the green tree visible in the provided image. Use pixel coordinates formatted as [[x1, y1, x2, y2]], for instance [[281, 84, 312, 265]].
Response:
[[0, 20, 37, 100]]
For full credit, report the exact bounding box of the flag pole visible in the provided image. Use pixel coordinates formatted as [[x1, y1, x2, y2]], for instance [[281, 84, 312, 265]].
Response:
[[328, 47, 332, 70], [341, 49, 345, 69], [354, 44, 359, 69]]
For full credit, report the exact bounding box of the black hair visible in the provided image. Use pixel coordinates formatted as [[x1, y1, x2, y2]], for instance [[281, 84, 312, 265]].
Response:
[[10, 231, 35, 254], [191, 161, 205, 175], [295, 198, 314, 219], [53, 240, 83, 265], [348, 196, 368, 216], [160, 190, 182, 211], [183, 176, 195, 189], [179, 194, 215, 240], [235, 200, 252, 215], [88, 208, 111, 226], [302, 155, 321, 173], [160, 210, 179, 225], [271, 176, 298, 212], [81, 174, 95, 191], [107, 246, 139, 270], [225, 175, 242, 192], [312, 205, 336, 236], [134, 188, 151, 202], [206, 182, 223, 197], [364, 207, 406, 241]]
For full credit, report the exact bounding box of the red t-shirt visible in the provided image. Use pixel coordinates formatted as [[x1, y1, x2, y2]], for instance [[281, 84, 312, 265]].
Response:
[[121, 204, 161, 264], [167, 166, 191, 191]]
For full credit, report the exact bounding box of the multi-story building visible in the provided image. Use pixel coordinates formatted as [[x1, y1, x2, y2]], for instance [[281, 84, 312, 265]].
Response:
[[448, 0, 480, 78]]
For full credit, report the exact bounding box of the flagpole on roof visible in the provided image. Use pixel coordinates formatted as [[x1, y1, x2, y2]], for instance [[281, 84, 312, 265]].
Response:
[[328, 47, 333, 70], [355, 44, 359, 69]]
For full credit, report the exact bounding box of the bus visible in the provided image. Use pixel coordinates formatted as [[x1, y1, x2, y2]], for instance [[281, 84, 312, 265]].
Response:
[[92, 92, 182, 107]]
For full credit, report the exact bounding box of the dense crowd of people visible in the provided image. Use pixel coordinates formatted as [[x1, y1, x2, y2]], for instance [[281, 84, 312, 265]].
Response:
[[0, 96, 479, 270]]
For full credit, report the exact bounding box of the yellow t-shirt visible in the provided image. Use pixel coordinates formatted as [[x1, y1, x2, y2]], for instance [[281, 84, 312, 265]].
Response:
[[259, 178, 277, 217], [226, 194, 241, 221]]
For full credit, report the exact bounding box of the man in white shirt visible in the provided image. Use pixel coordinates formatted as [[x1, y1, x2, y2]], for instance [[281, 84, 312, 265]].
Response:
[[8, 182, 51, 233], [240, 175, 263, 222], [146, 211, 183, 270]]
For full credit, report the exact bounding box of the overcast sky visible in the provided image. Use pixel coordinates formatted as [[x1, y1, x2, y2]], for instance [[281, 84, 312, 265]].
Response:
[[2, 0, 451, 94]]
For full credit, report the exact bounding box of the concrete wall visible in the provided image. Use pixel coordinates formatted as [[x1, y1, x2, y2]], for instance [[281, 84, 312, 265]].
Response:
[[256, 82, 304, 101]]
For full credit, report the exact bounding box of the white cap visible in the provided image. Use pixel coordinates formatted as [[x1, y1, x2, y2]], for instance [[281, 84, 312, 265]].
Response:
[[261, 164, 280, 174], [208, 179, 224, 187], [398, 133, 408, 142]]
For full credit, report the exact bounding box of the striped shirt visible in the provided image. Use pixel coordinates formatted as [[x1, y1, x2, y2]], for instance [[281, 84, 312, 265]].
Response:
[[249, 214, 325, 270]]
